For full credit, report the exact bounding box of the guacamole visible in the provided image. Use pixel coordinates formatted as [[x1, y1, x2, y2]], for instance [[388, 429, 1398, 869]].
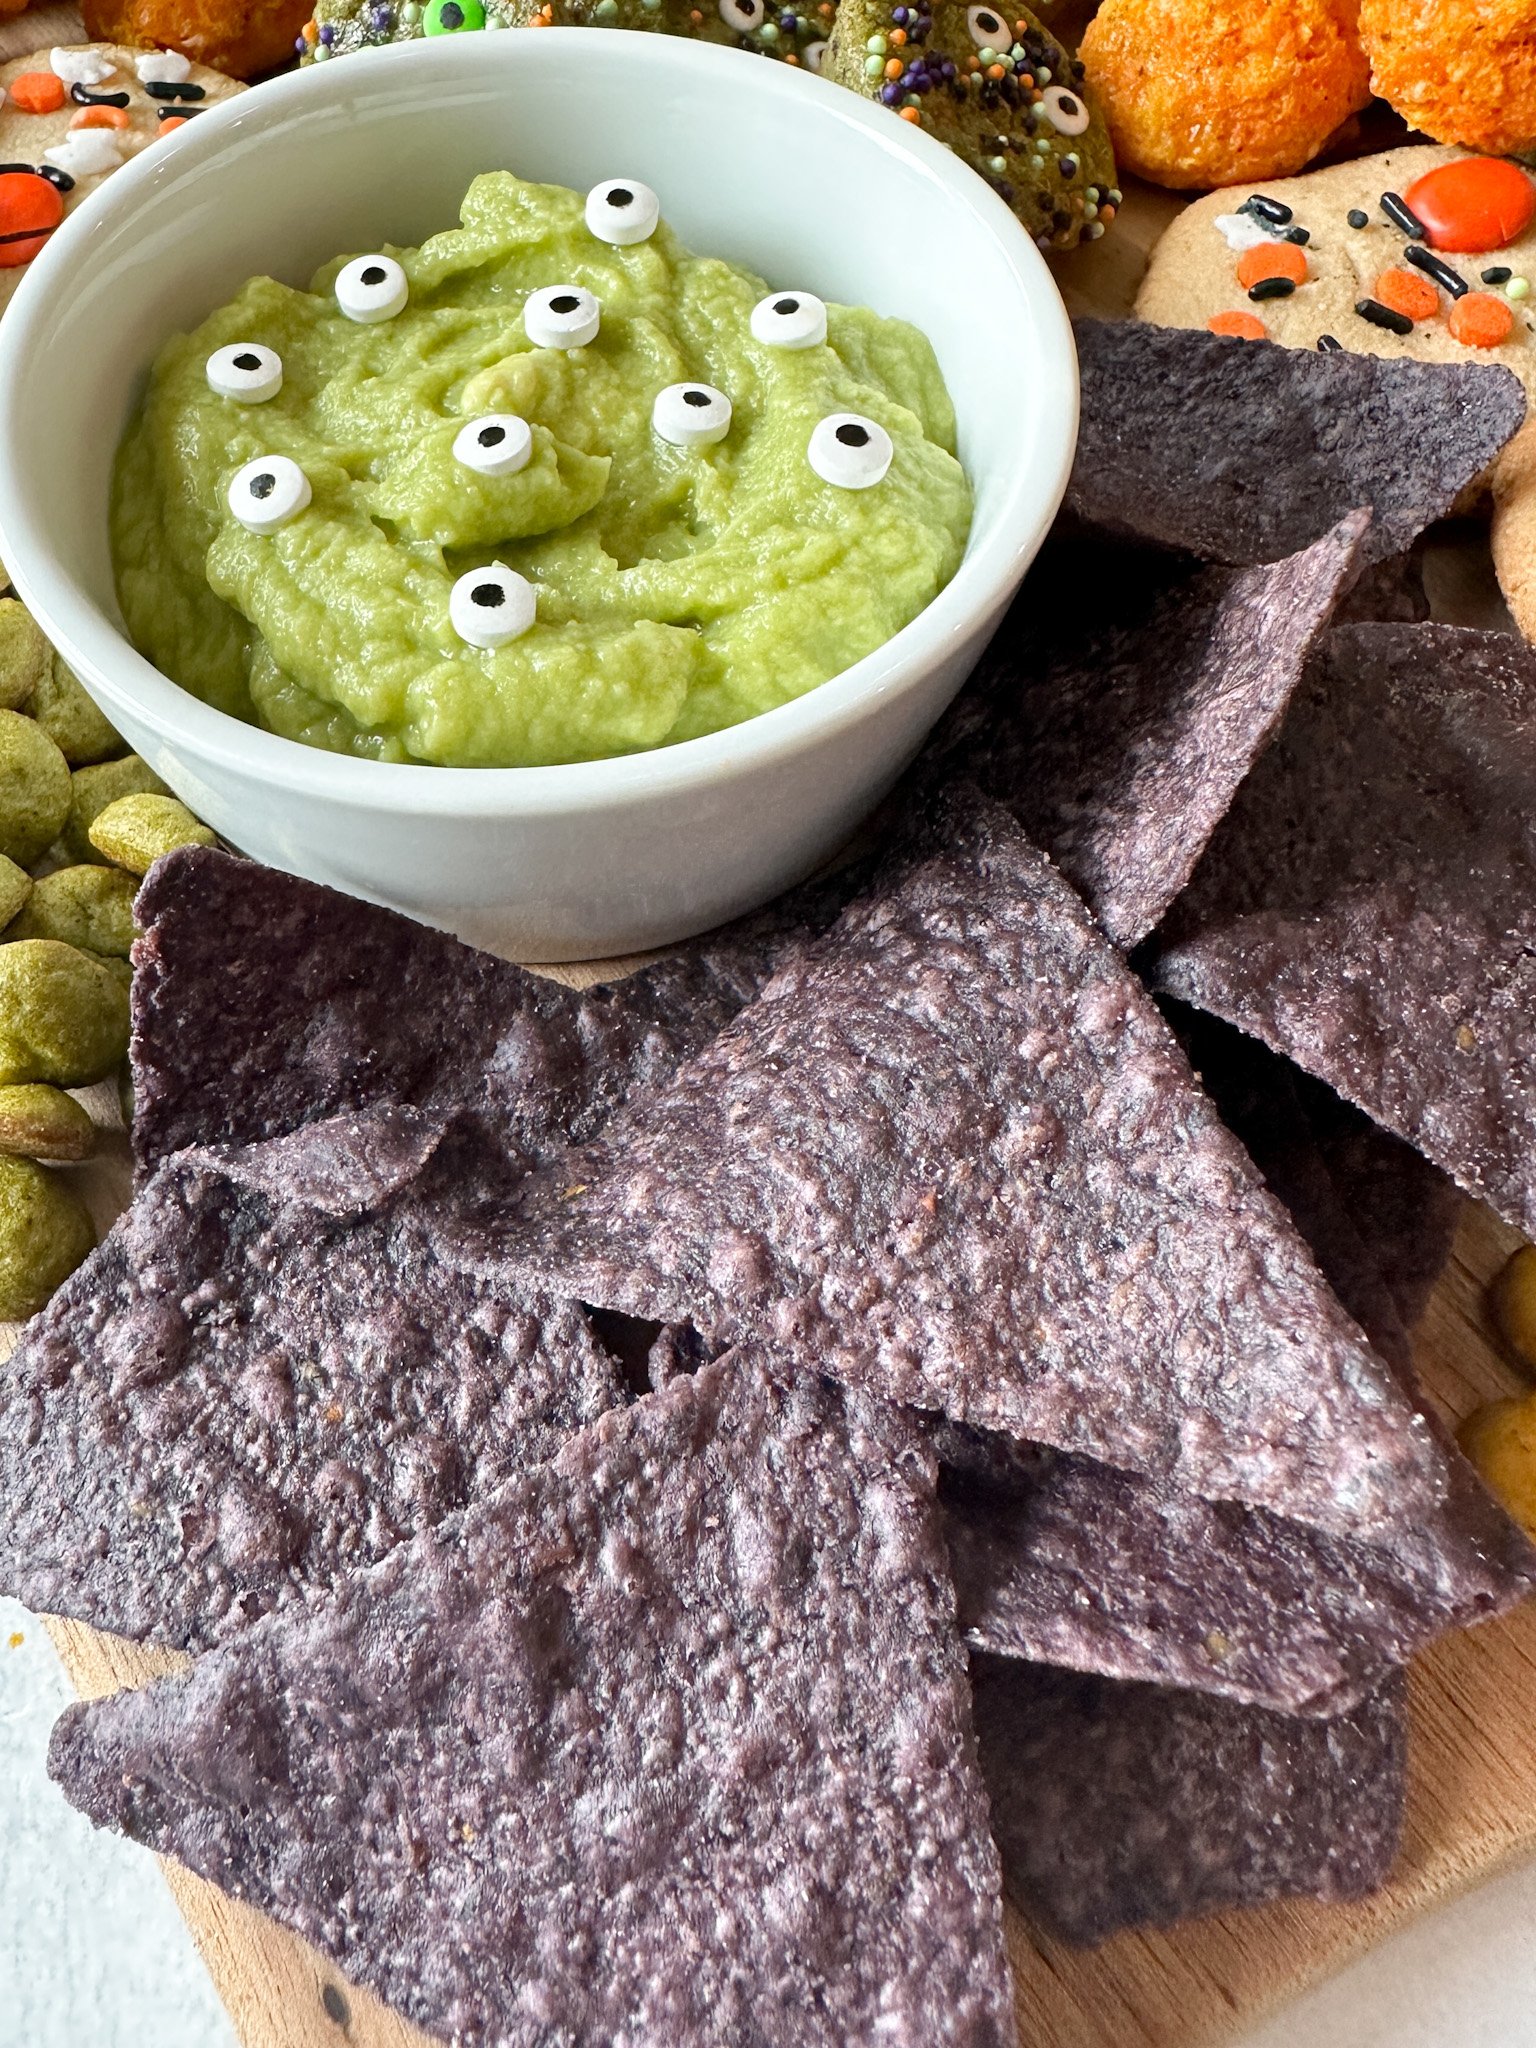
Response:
[[112, 173, 972, 768]]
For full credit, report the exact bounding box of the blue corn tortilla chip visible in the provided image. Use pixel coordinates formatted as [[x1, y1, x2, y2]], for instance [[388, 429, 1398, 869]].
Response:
[[916, 512, 1368, 947], [1149, 624, 1536, 1240], [970, 1652, 1406, 1945], [1069, 319, 1526, 565], [49, 1352, 1019, 2048], [475, 788, 1452, 1550]]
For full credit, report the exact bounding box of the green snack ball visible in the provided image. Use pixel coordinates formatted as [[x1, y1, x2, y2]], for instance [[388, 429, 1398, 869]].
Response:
[[0, 708, 71, 868], [88, 793, 217, 876], [8, 865, 138, 959], [424, 0, 485, 29], [0, 1083, 96, 1162], [61, 754, 170, 864], [0, 854, 32, 929], [30, 655, 124, 767], [0, 1153, 94, 1318], [0, 939, 131, 1087], [0, 599, 50, 712]]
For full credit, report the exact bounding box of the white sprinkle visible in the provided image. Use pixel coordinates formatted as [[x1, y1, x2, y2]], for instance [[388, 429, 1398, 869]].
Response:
[[50, 47, 116, 84], [1213, 211, 1284, 251], [135, 48, 193, 81], [44, 132, 124, 179]]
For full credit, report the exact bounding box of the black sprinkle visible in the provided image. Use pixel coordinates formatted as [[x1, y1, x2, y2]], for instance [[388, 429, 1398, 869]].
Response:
[[145, 80, 207, 99], [69, 84, 130, 107], [1380, 191, 1426, 239], [320, 1983, 350, 2025], [1248, 277, 1297, 302], [157, 105, 202, 119], [1355, 296, 1415, 335], [1059, 155, 1078, 180], [1405, 244, 1468, 298], [1317, 334, 1344, 352], [1241, 194, 1293, 226], [1347, 208, 1369, 230], [1483, 265, 1514, 285], [35, 166, 74, 193], [1283, 225, 1311, 246]]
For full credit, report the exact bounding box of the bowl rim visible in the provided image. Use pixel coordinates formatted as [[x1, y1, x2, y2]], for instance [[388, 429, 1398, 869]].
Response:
[[0, 30, 1077, 818]]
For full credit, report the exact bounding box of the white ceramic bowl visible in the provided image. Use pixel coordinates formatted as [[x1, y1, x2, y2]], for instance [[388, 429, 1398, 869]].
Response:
[[0, 31, 1075, 960]]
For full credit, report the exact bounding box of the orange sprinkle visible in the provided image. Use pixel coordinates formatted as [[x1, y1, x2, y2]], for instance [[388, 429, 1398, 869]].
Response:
[[986, 61, 1006, 78], [1448, 290, 1517, 349], [1208, 310, 1267, 341], [158, 115, 189, 133], [898, 105, 921, 121], [1235, 241, 1308, 292], [71, 105, 131, 129], [884, 56, 901, 76], [9, 72, 66, 114], [1099, 204, 1117, 223], [1372, 266, 1439, 323], [888, 26, 906, 42], [784, 50, 798, 62]]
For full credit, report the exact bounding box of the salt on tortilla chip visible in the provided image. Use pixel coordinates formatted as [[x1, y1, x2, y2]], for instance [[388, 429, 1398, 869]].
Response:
[[970, 1653, 1406, 1946], [129, 847, 858, 1179], [1068, 320, 1525, 566], [918, 511, 1368, 947], [49, 1353, 1019, 2048], [0, 1107, 627, 1649], [479, 788, 1449, 1549], [1149, 624, 1536, 1240]]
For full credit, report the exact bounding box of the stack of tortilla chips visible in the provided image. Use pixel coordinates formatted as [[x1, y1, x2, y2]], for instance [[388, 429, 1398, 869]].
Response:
[[8, 322, 1536, 2045]]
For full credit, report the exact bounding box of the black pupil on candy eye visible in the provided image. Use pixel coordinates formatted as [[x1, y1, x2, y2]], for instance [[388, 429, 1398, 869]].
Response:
[[361, 265, 387, 286], [1058, 93, 1079, 115], [472, 584, 505, 608], [978, 11, 1000, 30], [250, 473, 276, 499], [683, 390, 711, 407], [442, 3, 464, 24], [479, 426, 506, 446], [774, 298, 798, 315], [234, 353, 262, 371], [836, 425, 869, 448], [550, 295, 580, 312], [607, 188, 633, 208]]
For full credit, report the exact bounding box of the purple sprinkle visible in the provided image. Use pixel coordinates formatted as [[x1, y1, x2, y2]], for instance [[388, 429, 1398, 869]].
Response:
[[940, 57, 955, 76], [879, 80, 902, 103], [295, 31, 308, 48], [892, 4, 908, 19], [318, 20, 336, 39]]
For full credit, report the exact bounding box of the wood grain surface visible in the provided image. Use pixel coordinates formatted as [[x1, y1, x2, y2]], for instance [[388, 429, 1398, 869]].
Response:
[[7, 60, 1534, 2047]]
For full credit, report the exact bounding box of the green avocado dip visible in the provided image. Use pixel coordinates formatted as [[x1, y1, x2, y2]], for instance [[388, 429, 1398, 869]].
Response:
[[111, 172, 972, 768]]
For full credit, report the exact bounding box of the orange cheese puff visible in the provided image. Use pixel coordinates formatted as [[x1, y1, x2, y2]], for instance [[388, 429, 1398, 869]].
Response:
[[1372, 266, 1440, 322], [1235, 242, 1309, 290], [1360, 0, 1536, 155], [1081, 0, 1372, 190], [8, 73, 67, 114], [80, 0, 308, 80], [1448, 291, 1517, 349], [1208, 310, 1268, 340]]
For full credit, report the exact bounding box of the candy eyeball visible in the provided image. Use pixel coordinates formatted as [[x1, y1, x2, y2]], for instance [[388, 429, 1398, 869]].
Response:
[[718, 0, 766, 28], [585, 178, 660, 247], [653, 382, 732, 449], [335, 254, 409, 324], [424, 0, 486, 32], [206, 344, 283, 404], [453, 414, 534, 477], [803, 37, 826, 69], [524, 284, 601, 349], [449, 564, 537, 648], [807, 413, 893, 490], [966, 4, 1010, 51], [1039, 84, 1091, 136], [228, 455, 311, 535], [749, 290, 828, 350]]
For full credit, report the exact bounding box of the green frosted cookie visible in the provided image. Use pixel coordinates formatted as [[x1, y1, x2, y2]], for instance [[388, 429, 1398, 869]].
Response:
[[825, 1, 1115, 249], [304, 0, 832, 69]]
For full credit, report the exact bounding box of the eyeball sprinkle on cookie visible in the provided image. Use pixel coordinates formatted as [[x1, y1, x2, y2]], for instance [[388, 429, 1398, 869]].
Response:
[[335, 254, 409, 323], [585, 179, 660, 246], [750, 290, 827, 349], [1040, 85, 1091, 136], [719, 0, 767, 29], [449, 565, 537, 648], [653, 383, 732, 448], [453, 414, 534, 476], [206, 344, 283, 403], [808, 413, 893, 488], [228, 455, 311, 534], [523, 285, 601, 348], [965, 5, 1008, 50]]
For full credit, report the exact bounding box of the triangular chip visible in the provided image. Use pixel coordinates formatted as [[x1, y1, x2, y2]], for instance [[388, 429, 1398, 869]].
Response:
[[130, 847, 856, 1178], [917, 512, 1367, 946], [1068, 319, 1525, 565], [50, 1353, 1019, 2048], [0, 1107, 626, 1649], [970, 1653, 1405, 1945], [1150, 624, 1536, 1239], [477, 790, 1446, 1547]]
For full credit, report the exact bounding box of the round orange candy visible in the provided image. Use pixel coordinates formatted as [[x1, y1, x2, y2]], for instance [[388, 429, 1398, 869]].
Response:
[[1448, 291, 1517, 349], [1208, 310, 1268, 340], [0, 172, 63, 270], [1235, 241, 1309, 290], [1372, 266, 1440, 322], [8, 72, 67, 114], [1360, 0, 1536, 155], [1402, 157, 1536, 254]]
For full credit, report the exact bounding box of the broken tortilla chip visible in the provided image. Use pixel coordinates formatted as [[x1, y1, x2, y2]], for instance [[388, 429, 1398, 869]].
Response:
[[49, 1352, 1019, 2048]]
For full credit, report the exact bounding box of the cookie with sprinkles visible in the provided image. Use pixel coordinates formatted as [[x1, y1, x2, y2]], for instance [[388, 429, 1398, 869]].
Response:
[[824, 0, 1116, 249], [303, 0, 835, 68]]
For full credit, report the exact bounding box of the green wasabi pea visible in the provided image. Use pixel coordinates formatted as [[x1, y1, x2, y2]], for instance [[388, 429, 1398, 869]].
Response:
[[60, 754, 169, 864], [0, 939, 130, 1087], [30, 655, 124, 767], [0, 599, 50, 713], [8, 865, 138, 959], [0, 1153, 94, 1319], [0, 1083, 96, 1162], [0, 854, 32, 930], [88, 793, 217, 876], [0, 708, 71, 867]]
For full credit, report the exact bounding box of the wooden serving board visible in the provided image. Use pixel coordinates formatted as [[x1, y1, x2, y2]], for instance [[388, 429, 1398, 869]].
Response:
[[9, 63, 1536, 2045]]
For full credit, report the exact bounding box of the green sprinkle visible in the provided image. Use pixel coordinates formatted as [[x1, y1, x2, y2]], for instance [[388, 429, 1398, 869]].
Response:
[[1036, 63, 1050, 81], [904, 91, 920, 106], [865, 52, 884, 74], [593, 0, 618, 15], [976, 43, 996, 61], [986, 154, 1006, 174], [865, 32, 886, 51], [758, 19, 778, 36], [1087, 221, 1106, 240], [312, 39, 331, 55], [1508, 276, 1531, 301], [1083, 201, 1098, 221], [1107, 188, 1122, 204]]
